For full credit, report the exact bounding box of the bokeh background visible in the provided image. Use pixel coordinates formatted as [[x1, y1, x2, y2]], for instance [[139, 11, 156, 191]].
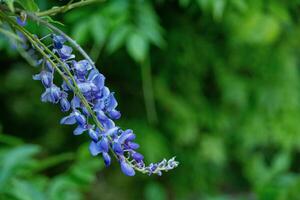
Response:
[[1, 0, 300, 199]]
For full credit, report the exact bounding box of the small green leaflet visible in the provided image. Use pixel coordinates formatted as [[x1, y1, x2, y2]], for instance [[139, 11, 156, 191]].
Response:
[[16, 0, 39, 12], [2, 0, 39, 12], [42, 16, 65, 27]]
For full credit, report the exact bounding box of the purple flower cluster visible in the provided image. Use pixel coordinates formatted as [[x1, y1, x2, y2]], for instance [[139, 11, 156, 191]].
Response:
[[29, 32, 178, 176]]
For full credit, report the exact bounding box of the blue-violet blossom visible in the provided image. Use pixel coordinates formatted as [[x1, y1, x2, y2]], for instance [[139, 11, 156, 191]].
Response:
[[29, 32, 179, 176]]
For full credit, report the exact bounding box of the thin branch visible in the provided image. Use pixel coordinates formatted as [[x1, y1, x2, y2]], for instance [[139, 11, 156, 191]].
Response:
[[36, 0, 105, 17], [141, 58, 158, 125], [0, 12, 103, 131], [26, 13, 97, 70]]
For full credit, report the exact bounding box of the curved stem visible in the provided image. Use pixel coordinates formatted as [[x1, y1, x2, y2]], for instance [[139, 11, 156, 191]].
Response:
[[0, 12, 126, 167], [36, 0, 105, 17], [27, 13, 97, 70], [0, 12, 178, 174], [141, 58, 157, 125], [0, 12, 103, 131]]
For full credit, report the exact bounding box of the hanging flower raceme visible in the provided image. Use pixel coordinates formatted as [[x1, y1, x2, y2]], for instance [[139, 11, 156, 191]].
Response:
[[14, 16, 178, 176]]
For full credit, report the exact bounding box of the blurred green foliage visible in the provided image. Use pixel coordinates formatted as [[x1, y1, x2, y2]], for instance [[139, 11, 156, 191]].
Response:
[[0, 133, 103, 200], [2, 0, 300, 199]]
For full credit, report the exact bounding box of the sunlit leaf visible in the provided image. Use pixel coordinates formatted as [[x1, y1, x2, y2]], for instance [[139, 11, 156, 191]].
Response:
[[16, 0, 39, 11], [106, 24, 131, 53], [0, 145, 40, 190], [126, 32, 149, 62]]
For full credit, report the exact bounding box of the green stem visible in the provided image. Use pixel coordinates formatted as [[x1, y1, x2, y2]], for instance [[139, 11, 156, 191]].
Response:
[[26, 13, 97, 70], [141, 58, 158, 125], [36, 0, 105, 17]]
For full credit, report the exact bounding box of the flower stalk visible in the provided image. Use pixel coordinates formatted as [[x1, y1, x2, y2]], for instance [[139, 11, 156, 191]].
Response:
[[26, 12, 97, 70], [0, 10, 179, 176], [36, 0, 106, 17]]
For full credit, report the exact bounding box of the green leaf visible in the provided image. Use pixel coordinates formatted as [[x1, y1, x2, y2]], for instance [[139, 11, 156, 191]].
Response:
[[68, 143, 103, 187], [48, 177, 81, 200], [0, 145, 40, 190], [42, 16, 65, 27], [7, 179, 46, 200], [145, 182, 167, 200], [0, 133, 23, 146], [233, 13, 281, 44], [271, 152, 291, 175], [5, 0, 15, 12], [72, 21, 90, 45], [30, 153, 74, 172], [90, 15, 107, 45], [213, 0, 226, 20], [136, 3, 165, 48], [199, 135, 226, 166], [197, 0, 210, 10], [16, 0, 39, 12], [106, 24, 131, 53], [126, 32, 149, 62], [179, 0, 191, 7]]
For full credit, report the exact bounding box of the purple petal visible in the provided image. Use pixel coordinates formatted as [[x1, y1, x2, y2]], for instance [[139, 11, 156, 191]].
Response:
[[81, 106, 90, 117], [32, 74, 41, 81], [88, 129, 99, 141], [127, 142, 140, 150], [102, 119, 115, 130], [102, 87, 110, 98], [96, 110, 107, 121], [105, 93, 118, 111], [120, 160, 135, 176], [41, 89, 51, 102], [105, 127, 119, 136], [88, 69, 100, 80], [74, 60, 92, 76], [99, 137, 109, 152], [113, 142, 123, 155], [73, 126, 87, 135], [16, 17, 26, 26], [45, 61, 54, 72], [119, 130, 135, 144], [49, 86, 61, 103], [78, 82, 93, 94], [102, 152, 111, 167], [61, 81, 71, 91], [60, 98, 70, 112], [58, 45, 73, 60], [71, 96, 81, 108], [94, 100, 105, 112], [89, 141, 101, 156], [109, 110, 121, 120], [74, 111, 86, 126], [40, 71, 53, 88], [92, 73, 105, 89], [60, 113, 76, 125], [52, 34, 66, 49], [132, 152, 144, 162]]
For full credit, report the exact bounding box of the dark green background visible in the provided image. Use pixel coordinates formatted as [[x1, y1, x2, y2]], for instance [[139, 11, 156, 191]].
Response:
[[1, 0, 300, 199]]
